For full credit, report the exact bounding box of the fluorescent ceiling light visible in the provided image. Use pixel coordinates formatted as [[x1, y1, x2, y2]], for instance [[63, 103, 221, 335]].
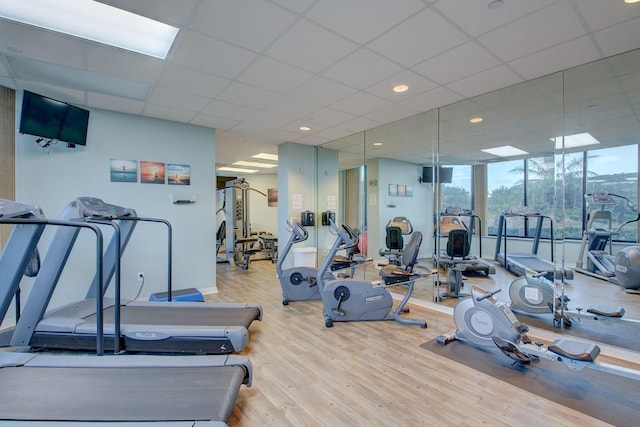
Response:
[[552, 132, 600, 149], [218, 166, 258, 174], [233, 161, 277, 168], [0, 0, 179, 59], [252, 153, 278, 161], [481, 145, 529, 157]]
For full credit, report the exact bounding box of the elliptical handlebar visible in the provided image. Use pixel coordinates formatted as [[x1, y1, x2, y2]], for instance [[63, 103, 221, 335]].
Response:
[[476, 288, 501, 301], [286, 219, 309, 242]]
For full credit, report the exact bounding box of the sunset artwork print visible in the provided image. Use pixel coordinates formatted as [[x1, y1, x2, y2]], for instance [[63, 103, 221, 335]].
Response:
[[167, 163, 191, 185], [140, 161, 166, 184], [110, 159, 137, 182]]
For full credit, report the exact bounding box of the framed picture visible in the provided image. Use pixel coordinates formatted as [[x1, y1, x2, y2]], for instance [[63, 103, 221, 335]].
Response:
[[140, 161, 166, 184], [268, 188, 278, 207], [110, 158, 137, 183], [388, 184, 397, 197], [397, 184, 406, 197], [167, 163, 191, 185], [406, 185, 413, 197]]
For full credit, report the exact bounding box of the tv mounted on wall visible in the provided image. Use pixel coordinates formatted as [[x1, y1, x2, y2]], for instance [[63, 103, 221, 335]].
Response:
[[19, 90, 90, 146], [421, 166, 453, 184]]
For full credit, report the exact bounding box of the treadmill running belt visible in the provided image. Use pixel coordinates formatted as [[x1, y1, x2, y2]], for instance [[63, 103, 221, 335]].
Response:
[[0, 365, 244, 422], [84, 305, 260, 328]]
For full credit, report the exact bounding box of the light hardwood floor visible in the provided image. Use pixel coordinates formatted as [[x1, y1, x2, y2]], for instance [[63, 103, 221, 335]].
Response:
[[212, 258, 639, 426]]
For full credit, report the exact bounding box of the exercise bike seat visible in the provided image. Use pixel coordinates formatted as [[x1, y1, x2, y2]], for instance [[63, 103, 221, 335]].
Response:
[[586, 305, 625, 318], [548, 339, 600, 362]]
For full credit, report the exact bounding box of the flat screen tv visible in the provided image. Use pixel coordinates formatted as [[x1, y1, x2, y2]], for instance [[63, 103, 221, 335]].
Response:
[[422, 166, 453, 184], [19, 91, 90, 146]]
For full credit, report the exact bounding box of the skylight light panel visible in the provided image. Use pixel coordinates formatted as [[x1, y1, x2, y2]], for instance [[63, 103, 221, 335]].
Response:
[[0, 0, 179, 59], [481, 145, 529, 157]]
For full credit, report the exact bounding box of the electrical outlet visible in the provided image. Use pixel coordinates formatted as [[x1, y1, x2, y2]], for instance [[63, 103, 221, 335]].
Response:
[[138, 272, 144, 281]]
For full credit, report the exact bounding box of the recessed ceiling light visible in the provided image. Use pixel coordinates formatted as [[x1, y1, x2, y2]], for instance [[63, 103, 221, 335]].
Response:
[[552, 132, 600, 149], [218, 166, 258, 174], [373, 142, 383, 146], [0, 0, 179, 59], [393, 84, 409, 93], [488, 0, 504, 10], [299, 126, 311, 131], [624, 0, 640, 4], [481, 145, 528, 157], [233, 161, 277, 168], [470, 117, 483, 124], [252, 153, 278, 161]]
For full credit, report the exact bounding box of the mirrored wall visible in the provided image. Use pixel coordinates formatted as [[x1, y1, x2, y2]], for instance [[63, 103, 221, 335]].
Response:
[[319, 47, 640, 354]]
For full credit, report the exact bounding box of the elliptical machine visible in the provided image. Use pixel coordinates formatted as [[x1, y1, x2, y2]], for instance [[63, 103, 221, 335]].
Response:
[[509, 270, 638, 328], [576, 192, 640, 292], [316, 221, 427, 328], [437, 285, 640, 380]]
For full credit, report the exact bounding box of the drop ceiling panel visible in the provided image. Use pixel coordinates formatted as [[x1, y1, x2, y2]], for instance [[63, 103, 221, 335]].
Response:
[[87, 92, 145, 115], [265, 19, 358, 73], [306, 0, 425, 45], [288, 75, 357, 105], [412, 41, 501, 85], [201, 99, 256, 122], [148, 86, 210, 112], [574, 0, 640, 32], [478, 2, 585, 62], [158, 64, 230, 98], [217, 82, 281, 109], [366, 8, 468, 67], [593, 17, 640, 58], [190, 0, 297, 52], [322, 48, 403, 90], [86, 44, 165, 84], [446, 65, 522, 99], [332, 91, 390, 116], [236, 56, 313, 94], [170, 31, 257, 79], [364, 70, 438, 101]]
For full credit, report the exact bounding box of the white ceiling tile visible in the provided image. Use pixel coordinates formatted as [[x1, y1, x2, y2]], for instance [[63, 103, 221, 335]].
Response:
[[236, 56, 313, 94], [201, 100, 256, 122], [366, 8, 468, 67], [98, 0, 199, 27], [0, 21, 85, 68], [311, 127, 353, 141], [217, 82, 281, 109], [271, 0, 315, 14], [400, 86, 463, 112], [170, 31, 257, 79], [509, 36, 599, 81], [574, 0, 640, 32], [434, 0, 556, 37], [448, 65, 522, 98], [236, 110, 292, 130], [412, 41, 501, 85], [364, 70, 438, 101], [306, 0, 425, 44], [159, 64, 230, 98], [289, 75, 357, 106], [331, 91, 390, 116], [593, 18, 640, 58], [337, 116, 384, 134], [86, 44, 165, 84], [306, 107, 355, 127], [364, 103, 419, 124], [189, 0, 297, 52], [323, 48, 403, 90], [0, 77, 15, 89], [143, 103, 197, 123], [265, 96, 321, 119], [477, 2, 585, 62], [148, 86, 210, 112], [265, 19, 357, 73], [87, 92, 145, 115]]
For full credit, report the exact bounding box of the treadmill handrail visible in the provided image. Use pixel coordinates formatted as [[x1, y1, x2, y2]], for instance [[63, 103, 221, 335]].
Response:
[[0, 217, 106, 356]]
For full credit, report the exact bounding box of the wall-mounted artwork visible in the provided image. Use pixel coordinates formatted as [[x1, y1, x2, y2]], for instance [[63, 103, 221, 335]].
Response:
[[140, 161, 166, 184], [397, 184, 406, 197], [388, 184, 397, 197], [405, 185, 413, 197], [110, 158, 137, 182], [268, 188, 278, 207], [167, 163, 191, 185]]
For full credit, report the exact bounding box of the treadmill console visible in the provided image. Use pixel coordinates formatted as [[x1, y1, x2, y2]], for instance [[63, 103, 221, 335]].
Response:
[[590, 193, 615, 205], [0, 198, 45, 219], [75, 197, 135, 219]]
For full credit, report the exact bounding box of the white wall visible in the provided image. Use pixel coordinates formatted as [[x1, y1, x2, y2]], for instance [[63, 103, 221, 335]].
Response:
[[15, 107, 217, 312], [239, 173, 278, 235]]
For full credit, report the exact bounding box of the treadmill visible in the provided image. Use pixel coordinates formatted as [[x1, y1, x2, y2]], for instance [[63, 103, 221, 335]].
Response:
[[0, 198, 252, 425], [11, 197, 262, 354], [494, 207, 572, 280]]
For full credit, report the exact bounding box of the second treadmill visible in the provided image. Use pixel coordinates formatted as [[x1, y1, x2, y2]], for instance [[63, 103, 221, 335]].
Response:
[[11, 197, 262, 354]]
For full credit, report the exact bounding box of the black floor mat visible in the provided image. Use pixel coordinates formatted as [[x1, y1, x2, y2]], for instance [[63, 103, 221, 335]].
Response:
[[421, 338, 639, 427]]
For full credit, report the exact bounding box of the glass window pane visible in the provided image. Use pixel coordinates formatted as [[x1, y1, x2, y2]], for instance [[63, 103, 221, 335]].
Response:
[[526, 156, 555, 239], [487, 160, 525, 235], [561, 152, 584, 240], [441, 165, 471, 211], [586, 144, 638, 242]]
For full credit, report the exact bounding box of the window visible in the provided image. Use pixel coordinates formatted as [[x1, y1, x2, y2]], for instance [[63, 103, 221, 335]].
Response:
[[440, 165, 472, 211], [487, 160, 524, 235]]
